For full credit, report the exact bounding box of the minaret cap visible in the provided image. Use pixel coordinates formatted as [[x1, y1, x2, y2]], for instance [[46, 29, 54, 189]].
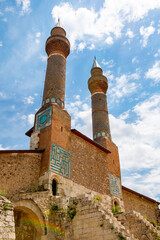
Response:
[[92, 57, 101, 69], [50, 18, 66, 36], [55, 18, 63, 28]]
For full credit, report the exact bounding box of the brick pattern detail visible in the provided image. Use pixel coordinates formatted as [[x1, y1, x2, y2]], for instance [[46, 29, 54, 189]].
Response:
[[109, 173, 122, 198], [50, 143, 71, 179], [43, 55, 66, 103], [46, 36, 70, 58]]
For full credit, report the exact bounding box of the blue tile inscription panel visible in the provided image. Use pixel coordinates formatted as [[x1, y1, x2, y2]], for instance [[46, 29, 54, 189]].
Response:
[[35, 107, 52, 131], [109, 173, 122, 198], [50, 143, 71, 179]]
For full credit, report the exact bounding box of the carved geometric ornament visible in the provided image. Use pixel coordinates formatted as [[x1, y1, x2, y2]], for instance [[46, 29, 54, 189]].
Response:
[[35, 107, 52, 131], [50, 143, 71, 179], [109, 173, 122, 198]]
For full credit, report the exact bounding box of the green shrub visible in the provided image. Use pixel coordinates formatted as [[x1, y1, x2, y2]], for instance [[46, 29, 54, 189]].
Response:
[[112, 205, 119, 213], [51, 205, 59, 211], [94, 195, 101, 201], [0, 190, 6, 196], [3, 203, 12, 211], [45, 209, 51, 216], [118, 234, 126, 240], [67, 207, 77, 220], [143, 215, 149, 221], [151, 219, 157, 227], [73, 200, 78, 206]]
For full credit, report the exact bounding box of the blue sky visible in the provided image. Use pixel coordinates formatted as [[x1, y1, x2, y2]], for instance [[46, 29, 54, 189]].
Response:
[[0, 0, 160, 201]]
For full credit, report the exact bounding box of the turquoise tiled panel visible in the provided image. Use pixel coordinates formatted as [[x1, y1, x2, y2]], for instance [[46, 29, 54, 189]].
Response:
[[35, 107, 52, 131], [50, 143, 71, 179], [109, 173, 122, 198]]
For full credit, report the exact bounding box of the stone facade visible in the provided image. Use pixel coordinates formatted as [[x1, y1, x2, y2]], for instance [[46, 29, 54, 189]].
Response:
[[0, 196, 15, 240]]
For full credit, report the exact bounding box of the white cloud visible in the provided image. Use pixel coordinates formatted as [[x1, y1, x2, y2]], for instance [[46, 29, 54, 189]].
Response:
[[132, 57, 139, 64], [126, 28, 134, 38], [102, 59, 114, 68], [2, 18, 7, 22], [5, 7, 14, 13], [21, 115, 27, 121], [0, 92, 7, 99], [35, 39, 40, 44], [16, 0, 31, 15], [0, 144, 9, 150], [35, 32, 41, 44], [88, 43, 95, 50], [154, 49, 160, 57], [28, 114, 34, 125], [109, 72, 140, 100], [0, 41, 2, 47], [51, 1, 160, 50], [140, 24, 155, 47], [21, 33, 42, 61], [77, 42, 86, 51], [23, 96, 34, 104], [145, 61, 160, 83], [105, 36, 113, 45], [40, 55, 47, 62], [36, 32, 41, 38]]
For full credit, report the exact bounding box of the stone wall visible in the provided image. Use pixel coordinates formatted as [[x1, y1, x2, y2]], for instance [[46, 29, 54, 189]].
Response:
[[0, 196, 15, 240], [122, 188, 159, 223], [71, 132, 110, 196], [0, 152, 42, 197], [115, 211, 159, 240]]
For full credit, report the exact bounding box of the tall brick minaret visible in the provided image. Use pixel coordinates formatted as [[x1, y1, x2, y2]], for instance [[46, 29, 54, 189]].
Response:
[[88, 58, 121, 179], [42, 18, 70, 107], [30, 20, 71, 184]]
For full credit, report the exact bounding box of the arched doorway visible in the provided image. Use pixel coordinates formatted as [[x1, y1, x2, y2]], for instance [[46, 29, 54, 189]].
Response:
[[14, 199, 46, 240]]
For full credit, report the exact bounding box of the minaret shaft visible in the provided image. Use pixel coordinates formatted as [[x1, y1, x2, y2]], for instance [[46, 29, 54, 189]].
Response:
[[92, 92, 111, 141], [88, 64, 111, 147], [43, 54, 66, 106], [42, 23, 70, 108]]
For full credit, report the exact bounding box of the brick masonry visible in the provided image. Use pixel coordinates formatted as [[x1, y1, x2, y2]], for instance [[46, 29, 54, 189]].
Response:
[[71, 132, 111, 196], [0, 153, 42, 197], [43, 55, 66, 104], [122, 188, 158, 222]]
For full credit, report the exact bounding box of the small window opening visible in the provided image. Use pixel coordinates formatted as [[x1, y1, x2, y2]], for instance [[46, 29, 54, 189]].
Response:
[[114, 201, 118, 207], [113, 159, 115, 164], [61, 127, 63, 132], [52, 179, 57, 196]]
